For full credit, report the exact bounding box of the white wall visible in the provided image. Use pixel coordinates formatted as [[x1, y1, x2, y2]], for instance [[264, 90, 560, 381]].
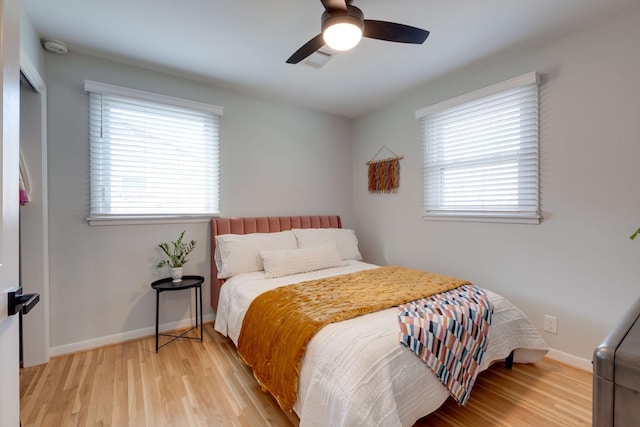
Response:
[[44, 52, 353, 351], [352, 4, 640, 362], [19, 6, 44, 75]]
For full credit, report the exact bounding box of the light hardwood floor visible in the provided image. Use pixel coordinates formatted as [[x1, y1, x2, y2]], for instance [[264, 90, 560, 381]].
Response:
[[20, 324, 593, 426]]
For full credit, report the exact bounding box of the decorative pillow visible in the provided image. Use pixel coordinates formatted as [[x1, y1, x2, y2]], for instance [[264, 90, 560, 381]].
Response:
[[292, 228, 362, 261], [261, 242, 343, 279], [215, 230, 298, 279]]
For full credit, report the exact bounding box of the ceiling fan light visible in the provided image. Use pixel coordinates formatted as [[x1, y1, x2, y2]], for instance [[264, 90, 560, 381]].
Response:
[[324, 22, 362, 51]]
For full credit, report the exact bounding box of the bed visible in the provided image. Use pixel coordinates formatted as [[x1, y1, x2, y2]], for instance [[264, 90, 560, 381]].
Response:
[[211, 215, 548, 426]]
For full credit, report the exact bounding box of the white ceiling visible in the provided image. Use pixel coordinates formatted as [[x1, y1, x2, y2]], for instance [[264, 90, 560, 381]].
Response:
[[22, 0, 635, 118]]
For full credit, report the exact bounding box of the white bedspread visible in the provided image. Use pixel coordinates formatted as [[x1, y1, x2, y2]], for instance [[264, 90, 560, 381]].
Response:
[[214, 261, 549, 427]]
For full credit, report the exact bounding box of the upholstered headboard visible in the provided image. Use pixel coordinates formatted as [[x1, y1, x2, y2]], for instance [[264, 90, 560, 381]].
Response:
[[210, 215, 342, 311]]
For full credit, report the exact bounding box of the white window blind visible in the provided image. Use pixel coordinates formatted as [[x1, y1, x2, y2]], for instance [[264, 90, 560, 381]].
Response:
[[85, 80, 222, 223], [416, 72, 540, 223]]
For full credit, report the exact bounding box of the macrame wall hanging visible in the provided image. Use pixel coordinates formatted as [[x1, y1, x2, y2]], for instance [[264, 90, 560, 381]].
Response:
[[366, 146, 403, 194]]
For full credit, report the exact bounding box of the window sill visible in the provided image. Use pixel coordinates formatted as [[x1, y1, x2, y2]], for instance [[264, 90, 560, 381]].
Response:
[[88, 214, 219, 226], [422, 213, 541, 225]]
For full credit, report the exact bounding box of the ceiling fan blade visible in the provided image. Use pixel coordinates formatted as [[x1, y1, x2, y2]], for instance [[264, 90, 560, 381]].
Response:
[[320, 0, 348, 12], [363, 20, 429, 44], [286, 34, 326, 64]]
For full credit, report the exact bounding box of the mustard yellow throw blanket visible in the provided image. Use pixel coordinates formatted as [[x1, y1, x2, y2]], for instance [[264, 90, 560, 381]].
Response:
[[237, 266, 469, 410]]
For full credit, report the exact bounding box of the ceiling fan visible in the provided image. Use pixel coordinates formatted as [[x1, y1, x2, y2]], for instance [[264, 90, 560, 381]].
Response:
[[286, 0, 430, 64]]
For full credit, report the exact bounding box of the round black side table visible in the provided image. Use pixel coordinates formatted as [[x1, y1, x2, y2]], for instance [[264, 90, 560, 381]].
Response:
[[151, 275, 204, 352]]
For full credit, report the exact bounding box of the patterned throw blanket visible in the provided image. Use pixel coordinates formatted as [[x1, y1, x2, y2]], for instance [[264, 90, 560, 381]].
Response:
[[398, 284, 493, 405], [237, 266, 469, 411]]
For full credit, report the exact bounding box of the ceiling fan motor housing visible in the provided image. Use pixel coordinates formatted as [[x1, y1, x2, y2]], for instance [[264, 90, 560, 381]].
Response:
[[321, 5, 364, 33]]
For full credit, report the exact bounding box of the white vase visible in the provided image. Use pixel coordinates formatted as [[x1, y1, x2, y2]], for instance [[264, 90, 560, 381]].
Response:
[[171, 267, 184, 282]]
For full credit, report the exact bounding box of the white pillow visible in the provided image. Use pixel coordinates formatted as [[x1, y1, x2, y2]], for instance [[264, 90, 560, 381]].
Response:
[[292, 228, 362, 261], [261, 242, 343, 279], [215, 230, 297, 279]]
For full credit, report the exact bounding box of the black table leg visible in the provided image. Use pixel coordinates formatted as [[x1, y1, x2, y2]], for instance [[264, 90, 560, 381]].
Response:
[[155, 289, 160, 352], [194, 286, 199, 336], [199, 285, 203, 342]]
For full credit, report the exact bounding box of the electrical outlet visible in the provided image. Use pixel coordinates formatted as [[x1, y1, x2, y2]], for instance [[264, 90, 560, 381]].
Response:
[[544, 315, 558, 334]]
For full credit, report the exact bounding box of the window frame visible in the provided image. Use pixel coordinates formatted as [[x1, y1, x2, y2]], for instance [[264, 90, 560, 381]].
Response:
[[84, 80, 223, 226], [416, 72, 541, 224]]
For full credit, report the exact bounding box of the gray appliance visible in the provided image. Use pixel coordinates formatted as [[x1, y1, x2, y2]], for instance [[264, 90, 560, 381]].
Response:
[[594, 296, 640, 426]]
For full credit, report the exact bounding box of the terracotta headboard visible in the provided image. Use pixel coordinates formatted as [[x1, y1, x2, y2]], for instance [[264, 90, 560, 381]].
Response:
[[210, 215, 342, 311]]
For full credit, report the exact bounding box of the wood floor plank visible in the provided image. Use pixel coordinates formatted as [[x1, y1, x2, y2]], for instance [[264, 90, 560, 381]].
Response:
[[20, 324, 592, 426]]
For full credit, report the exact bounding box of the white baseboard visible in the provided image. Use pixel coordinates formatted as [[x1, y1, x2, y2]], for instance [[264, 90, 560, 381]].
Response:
[[546, 348, 593, 372], [50, 323, 595, 374], [50, 314, 215, 357]]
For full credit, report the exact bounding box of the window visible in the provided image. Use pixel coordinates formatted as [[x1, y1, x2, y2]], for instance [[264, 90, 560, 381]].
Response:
[[85, 81, 222, 224], [416, 72, 540, 223]]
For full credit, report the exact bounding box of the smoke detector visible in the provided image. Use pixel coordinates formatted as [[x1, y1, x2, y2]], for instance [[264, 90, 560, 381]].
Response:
[[42, 39, 68, 55]]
